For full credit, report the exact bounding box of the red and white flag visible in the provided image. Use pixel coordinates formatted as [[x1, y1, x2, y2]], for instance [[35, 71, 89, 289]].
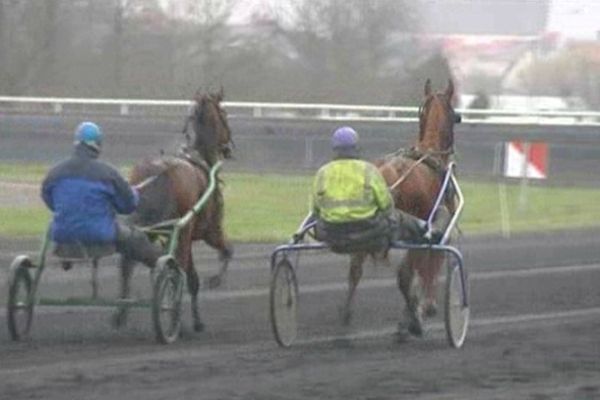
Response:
[[504, 141, 548, 179]]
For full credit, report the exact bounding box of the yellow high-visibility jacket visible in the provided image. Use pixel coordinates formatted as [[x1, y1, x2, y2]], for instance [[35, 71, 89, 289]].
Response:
[[312, 159, 393, 223]]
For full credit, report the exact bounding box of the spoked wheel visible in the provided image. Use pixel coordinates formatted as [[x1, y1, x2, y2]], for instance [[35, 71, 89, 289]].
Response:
[[152, 256, 184, 344], [270, 257, 299, 347], [7, 256, 34, 341], [444, 258, 469, 349]]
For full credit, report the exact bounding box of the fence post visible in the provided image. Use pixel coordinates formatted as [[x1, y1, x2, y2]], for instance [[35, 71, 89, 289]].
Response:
[[518, 142, 531, 211], [304, 136, 314, 169], [494, 142, 511, 238]]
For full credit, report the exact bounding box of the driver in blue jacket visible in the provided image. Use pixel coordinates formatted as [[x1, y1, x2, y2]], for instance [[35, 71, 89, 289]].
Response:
[[41, 122, 162, 268]]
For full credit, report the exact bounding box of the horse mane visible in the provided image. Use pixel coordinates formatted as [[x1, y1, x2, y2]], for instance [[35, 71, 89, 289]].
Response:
[[184, 89, 232, 166]]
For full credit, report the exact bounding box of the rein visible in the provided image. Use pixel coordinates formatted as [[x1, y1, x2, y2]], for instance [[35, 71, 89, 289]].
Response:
[[134, 175, 159, 190], [388, 147, 454, 192], [132, 162, 176, 191], [389, 153, 428, 191]]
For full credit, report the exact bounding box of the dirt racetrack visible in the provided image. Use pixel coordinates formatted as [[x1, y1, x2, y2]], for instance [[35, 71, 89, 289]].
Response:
[[1, 230, 600, 399]]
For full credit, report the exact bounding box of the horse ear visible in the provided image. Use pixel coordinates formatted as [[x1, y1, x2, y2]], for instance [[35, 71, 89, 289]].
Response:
[[219, 85, 224, 101], [445, 79, 454, 100], [424, 79, 432, 97]]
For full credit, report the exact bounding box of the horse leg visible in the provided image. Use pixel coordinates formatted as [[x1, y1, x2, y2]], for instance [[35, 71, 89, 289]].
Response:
[[112, 255, 135, 329], [339, 253, 366, 326], [203, 230, 234, 290], [396, 250, 425, 338], [186, 254, 205, 332], [417, 250, 444, 318], [178, 228, 205, 332], [420, 204, 453, 316]]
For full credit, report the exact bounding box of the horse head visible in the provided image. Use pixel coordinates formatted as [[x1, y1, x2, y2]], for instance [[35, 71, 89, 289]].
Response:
[[188, 87, 234, 165], [417, 79, 460, 164]]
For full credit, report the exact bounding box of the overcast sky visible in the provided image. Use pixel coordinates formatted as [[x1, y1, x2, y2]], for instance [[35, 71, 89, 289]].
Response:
[[547, 0, 600, 39]]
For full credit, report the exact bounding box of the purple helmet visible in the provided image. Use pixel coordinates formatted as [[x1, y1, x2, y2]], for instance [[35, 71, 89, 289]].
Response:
[[331, 126, 358, 149]]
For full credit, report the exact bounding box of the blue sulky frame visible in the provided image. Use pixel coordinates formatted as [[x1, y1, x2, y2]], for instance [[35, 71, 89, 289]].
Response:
[[269, 162, 468, 348]]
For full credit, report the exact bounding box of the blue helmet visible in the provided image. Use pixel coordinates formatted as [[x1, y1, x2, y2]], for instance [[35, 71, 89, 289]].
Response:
[[331, 126, 358, 149], [74, 122, 103, 150]]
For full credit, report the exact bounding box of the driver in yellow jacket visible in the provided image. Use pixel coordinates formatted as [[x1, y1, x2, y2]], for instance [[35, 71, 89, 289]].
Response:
[[312, 126, 426, 252]]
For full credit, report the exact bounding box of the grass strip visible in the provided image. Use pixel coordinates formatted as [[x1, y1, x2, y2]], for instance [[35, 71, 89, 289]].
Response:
[[1, 170, 600, 241]]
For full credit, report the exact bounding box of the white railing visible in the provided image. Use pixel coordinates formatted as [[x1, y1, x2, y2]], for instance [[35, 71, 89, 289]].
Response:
[[1, 95, 599, 125]]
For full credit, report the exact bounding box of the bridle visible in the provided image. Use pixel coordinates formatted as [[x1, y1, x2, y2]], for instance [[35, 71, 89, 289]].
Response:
[[185, 95, 234, 160], [389, 94, 458, 191], [418, 93, 458, 156], [204, 96, 234, 159]]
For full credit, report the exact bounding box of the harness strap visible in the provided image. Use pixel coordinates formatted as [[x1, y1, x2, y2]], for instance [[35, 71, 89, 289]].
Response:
[[134, 174, 159, 190], [389, 153, 429, 191]]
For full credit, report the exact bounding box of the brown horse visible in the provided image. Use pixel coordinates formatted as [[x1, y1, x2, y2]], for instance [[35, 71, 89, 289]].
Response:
[[182, 87, 233, 165], [113, 89, 234, 332], [341, 79, 459, 337]]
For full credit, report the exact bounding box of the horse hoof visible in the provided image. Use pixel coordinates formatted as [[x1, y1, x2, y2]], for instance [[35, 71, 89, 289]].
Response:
[[394, 322, 410, 343], [424, 302, 438, 318], [194, 321, 205, 332], [205, 275, 222, 289], [338, 306, 352, 326], [111, 310, 128, 329], [407, 315, 424, 337], [408, 322, 424, 337], [403, 307, 424, 338]]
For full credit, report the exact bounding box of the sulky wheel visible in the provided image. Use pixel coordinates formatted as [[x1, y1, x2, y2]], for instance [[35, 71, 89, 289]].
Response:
[[7, 256, 35, 341], [152, 256, 184, 344], [444, 258, 469, 349], [269, 257, 299, 347]]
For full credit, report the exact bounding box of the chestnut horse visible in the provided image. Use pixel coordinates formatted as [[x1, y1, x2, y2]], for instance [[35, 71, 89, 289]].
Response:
[[113, 89, 234, 332], [341, 79, 459, 337]]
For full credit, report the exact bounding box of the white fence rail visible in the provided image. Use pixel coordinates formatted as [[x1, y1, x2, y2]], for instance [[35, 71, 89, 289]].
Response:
[[1, 96, 599, 126]]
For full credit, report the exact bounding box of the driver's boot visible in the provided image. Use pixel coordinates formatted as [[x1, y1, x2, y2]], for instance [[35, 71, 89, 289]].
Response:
[[428, 206, 452, 243], [394, 210, 427, 241], [130, 229, 164, 269], [116, 224, 164, 269]]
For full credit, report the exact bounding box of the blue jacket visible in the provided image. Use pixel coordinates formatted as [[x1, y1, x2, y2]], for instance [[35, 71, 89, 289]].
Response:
[[41, 143, 139, 244]]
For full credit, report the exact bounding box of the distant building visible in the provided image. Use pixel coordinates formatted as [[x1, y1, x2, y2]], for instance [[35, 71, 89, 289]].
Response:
[[412, 0, 598, 109]]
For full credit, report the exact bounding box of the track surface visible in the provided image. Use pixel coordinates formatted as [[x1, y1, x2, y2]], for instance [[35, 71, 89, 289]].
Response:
[[1, 229, 600, 399]]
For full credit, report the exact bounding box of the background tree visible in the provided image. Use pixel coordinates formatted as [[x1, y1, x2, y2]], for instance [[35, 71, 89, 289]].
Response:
[[273, 0, 416, 103], [514, 45, 600, 109], [0, 1, 60, 94], [0, 0, 6, 92], [0, 0, 424, 103], [172, 0, 236, 94], [391, 52, 454, 106]]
